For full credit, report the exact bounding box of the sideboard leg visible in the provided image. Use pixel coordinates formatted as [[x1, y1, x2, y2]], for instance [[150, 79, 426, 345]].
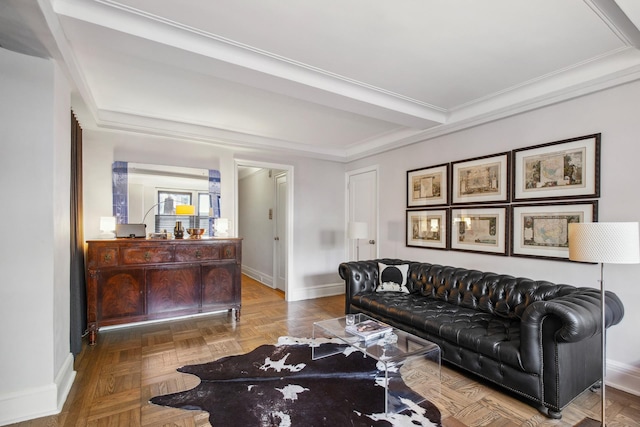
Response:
[[88, 324, 97, 346]]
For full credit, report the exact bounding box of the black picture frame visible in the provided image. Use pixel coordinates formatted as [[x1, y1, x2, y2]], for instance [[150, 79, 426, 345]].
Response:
[[451, 152, 510, 205], [450, 206, 508, 255], [510, 200, 598, 261], [406, 208, 449, 250], [407, 163, 449, 208], [512, 134, 601, 202]]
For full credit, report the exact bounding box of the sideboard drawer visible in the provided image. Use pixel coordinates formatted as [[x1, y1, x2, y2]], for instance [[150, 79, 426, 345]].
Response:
[[175, 245, 220, 262], [121, 246, 173, 264], [96, 247, 119, 267], [221, 244, 237, 259]]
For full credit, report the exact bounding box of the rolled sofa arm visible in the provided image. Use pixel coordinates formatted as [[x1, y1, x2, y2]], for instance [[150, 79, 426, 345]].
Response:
[[522, 287, 624, 342], [519, 287, 624, 372], [339, 259, 409, 313]]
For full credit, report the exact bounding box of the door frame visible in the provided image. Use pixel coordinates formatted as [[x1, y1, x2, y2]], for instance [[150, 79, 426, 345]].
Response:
[[345, 165, 379, 260], [273, 172, 287, 292], [235, 159, 294, 299]]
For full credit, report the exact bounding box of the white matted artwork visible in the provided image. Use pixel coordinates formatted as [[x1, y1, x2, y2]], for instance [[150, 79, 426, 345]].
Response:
[[407, 163, 449, 207], [512, 134, 600, 201], [450, 206, 508, 255], [406, 209, 449, 250], [511, 201, 598, 260], [451, 152, 510, 205]]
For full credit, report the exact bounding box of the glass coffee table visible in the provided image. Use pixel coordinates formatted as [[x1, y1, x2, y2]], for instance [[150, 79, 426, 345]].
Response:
[[312, 313, 441, 414]]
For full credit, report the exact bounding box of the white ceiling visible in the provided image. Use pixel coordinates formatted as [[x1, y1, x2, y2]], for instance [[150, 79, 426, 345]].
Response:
[[2, 0, 640, 161]]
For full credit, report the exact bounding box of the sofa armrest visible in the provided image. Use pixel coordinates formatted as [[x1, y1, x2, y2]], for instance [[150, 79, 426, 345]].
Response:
[[519, 287, 624, 372], [339, 259, 409, 313]]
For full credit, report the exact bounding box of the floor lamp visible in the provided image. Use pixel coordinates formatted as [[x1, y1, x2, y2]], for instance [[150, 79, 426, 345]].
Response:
[[568, 222, 640, 426], [348, 222, 368, 261]]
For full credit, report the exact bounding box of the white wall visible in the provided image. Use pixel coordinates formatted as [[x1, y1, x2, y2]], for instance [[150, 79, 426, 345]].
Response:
[[347, 79, 640, 395], [239, 168, 276, 285], [0, 48, 75, 425], [291, 157, 347, 297]]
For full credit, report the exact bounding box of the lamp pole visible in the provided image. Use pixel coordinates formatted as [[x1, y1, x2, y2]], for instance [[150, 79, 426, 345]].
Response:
[[569, 222, 640, 426]]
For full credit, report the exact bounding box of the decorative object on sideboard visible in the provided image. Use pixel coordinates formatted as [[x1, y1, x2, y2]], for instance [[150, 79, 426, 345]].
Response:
[[569, 222, 640, 427], [99, 216, 116, 239], [186, 228, 205, 239], [214, 217, 230, 237], [174, 221, 184, 239], [174, 205, 195, 238], [348, 222, 368, 261], [137, 202, 195, 239]]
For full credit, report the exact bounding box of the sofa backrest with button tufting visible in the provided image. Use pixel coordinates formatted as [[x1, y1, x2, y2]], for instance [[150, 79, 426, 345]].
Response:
[[408, 263, 577, 319]]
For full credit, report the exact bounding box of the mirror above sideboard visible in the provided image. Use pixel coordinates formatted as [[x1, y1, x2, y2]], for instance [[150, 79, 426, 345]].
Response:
[[113, 162, 219, 234]]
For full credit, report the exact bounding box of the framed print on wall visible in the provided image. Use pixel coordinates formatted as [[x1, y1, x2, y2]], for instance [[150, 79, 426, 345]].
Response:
[[511, 201, 598, 260], [407, 163, 449, 207], [451, 152, 510, 205], [450, 206, 508, 255], [512, 133, 601, 202], [406, 209, 449, 250]]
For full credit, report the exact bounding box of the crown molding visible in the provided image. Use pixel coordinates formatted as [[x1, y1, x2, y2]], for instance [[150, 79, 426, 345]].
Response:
[[94, 108, 351, 162], [90, 44, 640, 164], [48, 0, 640, 162], [345, 49, 640, 162], [52, 0, 446, 128]]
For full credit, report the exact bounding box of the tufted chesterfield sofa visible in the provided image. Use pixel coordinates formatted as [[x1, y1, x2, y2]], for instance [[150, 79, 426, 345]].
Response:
[[339, 259, 625, 418]]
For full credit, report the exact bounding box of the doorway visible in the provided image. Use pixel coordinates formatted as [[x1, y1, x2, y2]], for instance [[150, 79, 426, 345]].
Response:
[[236, 160, 293, 299]]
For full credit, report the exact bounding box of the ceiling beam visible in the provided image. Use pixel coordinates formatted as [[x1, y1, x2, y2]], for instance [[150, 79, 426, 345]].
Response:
[[53, 0, 447, 129]]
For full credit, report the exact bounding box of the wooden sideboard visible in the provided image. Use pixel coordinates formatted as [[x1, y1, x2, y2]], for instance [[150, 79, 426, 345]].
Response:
[[86, 238, 242, 345]]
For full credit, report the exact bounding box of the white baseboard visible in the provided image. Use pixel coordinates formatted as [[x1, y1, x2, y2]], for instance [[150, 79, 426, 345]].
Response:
[[286, 282, 344, 302], [607, 359, 640, 396], [242, 266, 273, 288], [0, 353, 76, 426]]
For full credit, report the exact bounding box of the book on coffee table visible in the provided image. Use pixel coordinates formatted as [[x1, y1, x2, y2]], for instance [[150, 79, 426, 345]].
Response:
[[346, 319, 392, 340]]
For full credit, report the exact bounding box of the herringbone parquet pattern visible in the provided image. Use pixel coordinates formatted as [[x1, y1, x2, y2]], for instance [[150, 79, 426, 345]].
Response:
[[10, 276, 638, 426]]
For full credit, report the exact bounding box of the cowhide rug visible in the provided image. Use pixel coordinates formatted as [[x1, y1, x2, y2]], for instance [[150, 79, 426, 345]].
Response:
[[150, 337, 442, 427]]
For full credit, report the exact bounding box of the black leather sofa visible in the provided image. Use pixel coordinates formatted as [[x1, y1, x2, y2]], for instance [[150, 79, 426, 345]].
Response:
[[339, 259, 625, 418]]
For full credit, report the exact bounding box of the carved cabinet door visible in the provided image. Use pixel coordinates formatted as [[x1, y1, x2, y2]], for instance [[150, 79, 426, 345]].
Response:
[[146, 264, 201, 315], [201, 262, 239, 306], [98, 268, 145, 321]]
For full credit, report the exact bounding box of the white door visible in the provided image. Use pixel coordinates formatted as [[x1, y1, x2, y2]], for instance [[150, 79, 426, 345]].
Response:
[[347, 167, 378, 261], [274, 173, 287, 292]]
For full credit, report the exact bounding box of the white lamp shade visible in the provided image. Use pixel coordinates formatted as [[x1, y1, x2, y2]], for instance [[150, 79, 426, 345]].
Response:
[[568, 222, 640, 264], [99, 216, 116, 232], [348, 222, 368, 239]]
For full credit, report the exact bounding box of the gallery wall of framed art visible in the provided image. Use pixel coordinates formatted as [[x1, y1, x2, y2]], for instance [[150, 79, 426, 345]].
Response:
[[405, 133, 601, 261]]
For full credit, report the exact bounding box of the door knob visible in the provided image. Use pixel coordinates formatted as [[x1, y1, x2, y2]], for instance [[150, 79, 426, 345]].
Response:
[[274, 237, 280, 241], [369, 240, 376, 244]]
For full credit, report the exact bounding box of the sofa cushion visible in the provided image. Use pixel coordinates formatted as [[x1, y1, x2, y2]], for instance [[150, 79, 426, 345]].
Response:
[[351, 291, 524, 371], [376, 262, 410, 293]]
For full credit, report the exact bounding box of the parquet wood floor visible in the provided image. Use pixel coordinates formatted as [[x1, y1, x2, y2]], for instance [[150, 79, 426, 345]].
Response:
[[10, 276, 638, 426]]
